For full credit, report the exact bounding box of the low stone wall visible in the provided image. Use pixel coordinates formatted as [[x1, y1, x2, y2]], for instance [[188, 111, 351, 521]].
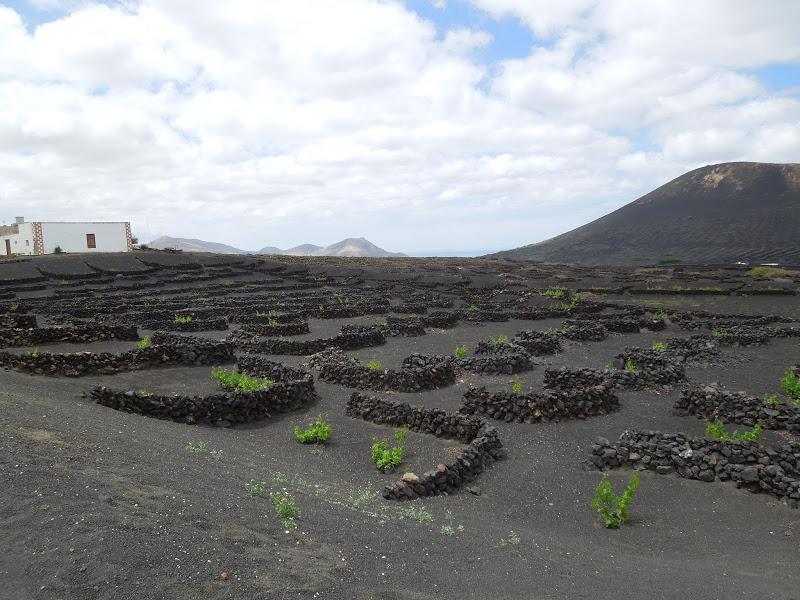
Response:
[[308, 349, 456, 392], [601, 318, 640, 334], [0, 324, 139, 347], [461, 382, 618, 423], [589, 430, 800, 506], [227, 328, 386, 355], [403, 348, 533, 376], [345, 392, 505, 501], [654, 336, 719, 361], [0, 338, 234, 377], [544, 361, 685, 390], [341, 316, 426, 338], [346, 392, 485, 443], [0, 313, 37, 329], [89, 373, 316, 427], [561, 320, 608, 341], [511, 330, 562, 355], [675, 384, 800, 433], [712, 325, 771, 346], [240, 321, 310, 336], [420, 311, 460, 329], [138, 318, 229, 332]]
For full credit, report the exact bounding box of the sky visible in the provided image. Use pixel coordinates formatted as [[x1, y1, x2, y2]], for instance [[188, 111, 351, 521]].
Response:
[[0, 0, 798, 256]]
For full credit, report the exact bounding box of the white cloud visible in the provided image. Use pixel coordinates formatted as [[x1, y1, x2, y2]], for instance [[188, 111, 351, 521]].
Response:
[[0, 0, 797, 253]]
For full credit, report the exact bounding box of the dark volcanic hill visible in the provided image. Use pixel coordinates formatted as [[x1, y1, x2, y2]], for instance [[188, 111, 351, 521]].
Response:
[[491, 162, 800, 265]]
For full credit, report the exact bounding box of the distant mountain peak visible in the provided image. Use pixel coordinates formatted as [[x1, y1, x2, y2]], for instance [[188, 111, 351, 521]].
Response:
[[149, 236, 404, 257], [489, 162, 800, 266]]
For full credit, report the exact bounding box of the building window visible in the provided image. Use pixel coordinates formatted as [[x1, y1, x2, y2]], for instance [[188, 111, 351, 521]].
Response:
[[86, 233, 96, 249], [25, 239, 29, 246]]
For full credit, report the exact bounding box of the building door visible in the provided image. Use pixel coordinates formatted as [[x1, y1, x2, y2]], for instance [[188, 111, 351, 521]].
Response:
[[4, 239, 10, 256], [86, 233, 96, 249]]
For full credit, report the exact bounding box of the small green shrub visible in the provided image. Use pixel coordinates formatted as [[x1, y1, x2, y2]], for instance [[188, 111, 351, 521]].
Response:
[[671, 285, 685, 292], [366, 359, 384, 372], [592, 473, 639, 529], [293, 415, 332, 444], [651, 309, 669, 321], [781, 369, 800, 404], [762, 394, 780, 406], [53, 246, 63, 254], [271, 490, 299, 528], [245, 479, 266, 497], [174, 314, 193, 324], [561, 323, 574, 333], [623, 358, 638, 373], [137, 336, 151, 350], [9, 303, 18, 312], [467, 304, 479, 313], [511, 377, 522, 394], [211, 367, 272, 391], [651, 342, 667, 352], [454, 345, 468, 359], [371, 428, 407, 472], [704, 419, 763, 442], [491, 335, 510, 346]]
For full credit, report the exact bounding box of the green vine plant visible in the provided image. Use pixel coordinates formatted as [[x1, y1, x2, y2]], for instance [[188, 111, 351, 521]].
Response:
[[781, 369, 800, 405], [371, 428, 407, 472], [592, 473, 640, 529], [704, 418, 763, 442], [454, 345, 468, 359], [293, 415, 332, 444]]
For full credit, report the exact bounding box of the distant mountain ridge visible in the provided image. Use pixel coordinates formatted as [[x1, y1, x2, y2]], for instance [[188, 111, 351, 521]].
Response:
[[489, 162, 800, 265], [149, 236, 404, 257]]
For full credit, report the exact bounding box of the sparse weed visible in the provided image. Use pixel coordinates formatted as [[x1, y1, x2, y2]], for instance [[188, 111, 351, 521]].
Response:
[[651, 342, 668, 352], [211, 367, 272, 391], [273, 472, 289, 486], [185, 441, 209, 454], [467, 304, 479, 313], [454, 345, 468, 359], [270, 490, 299, 528], [396, 506, 434, 524], [560, 323, 574, 333], [440, 510, 464, 536], [592, 473, 639, 529], [346, 486, 377, 510], [499, 531, 521, 546], [245, 479, 266, 497], [711, 329, 726, 338], [210, 449, 224, 461], [763, 394, 780, 406], [137, 389, 152, 397], [747, 266, 798, 279], [366, 358, 384, 372], [293, 415, 332, 444], [174, 314, 193, 324], [671, 285, 685, 292], [539, 286, 566, 298], [137, 336, 151, 350]]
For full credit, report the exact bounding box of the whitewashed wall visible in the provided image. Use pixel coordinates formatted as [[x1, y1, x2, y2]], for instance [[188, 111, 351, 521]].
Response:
[[40, 222, 129, 253], [0, 222, 35, 256]]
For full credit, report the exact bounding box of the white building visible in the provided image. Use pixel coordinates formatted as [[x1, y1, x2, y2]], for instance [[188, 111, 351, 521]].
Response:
[[0, 217, 133, 256]]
